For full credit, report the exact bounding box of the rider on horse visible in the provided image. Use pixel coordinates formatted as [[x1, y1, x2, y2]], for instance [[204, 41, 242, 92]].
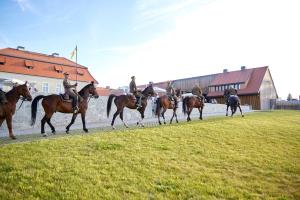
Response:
[[192, 84, 203, 101], [0, 82, 8, 105], [129, 76, 142, 108], [166, 81, 178, 108], [63, 72, 79, 113]]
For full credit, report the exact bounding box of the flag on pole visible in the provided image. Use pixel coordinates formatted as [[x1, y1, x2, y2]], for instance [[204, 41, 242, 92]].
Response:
[[70, 46, 77, 60]]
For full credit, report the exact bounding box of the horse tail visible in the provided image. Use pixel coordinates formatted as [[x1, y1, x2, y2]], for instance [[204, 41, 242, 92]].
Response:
[[31, 95, 45, 126], [182, 97, 188, 115], [155, 98, 161, 116], [107, 94, 116, 117]]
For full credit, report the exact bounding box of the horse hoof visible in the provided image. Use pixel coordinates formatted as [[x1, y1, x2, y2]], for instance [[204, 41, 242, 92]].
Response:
[[52, 130, 56, 134], [42, 133, 47, 137], [83, 129, 88, 133], [10, 136, 16, 140], [66, 130, 69, 134], [242, 115, 244, 117]]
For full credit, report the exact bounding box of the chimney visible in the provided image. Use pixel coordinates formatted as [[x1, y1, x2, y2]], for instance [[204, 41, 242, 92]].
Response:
[[223, 69, 228, 73], [241, 66, 246, 70], [51, 53, 59, 57], [17, 46, 25, 50]]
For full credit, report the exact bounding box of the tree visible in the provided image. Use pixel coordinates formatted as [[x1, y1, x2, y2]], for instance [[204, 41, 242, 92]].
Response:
[[287, 93, 293, 101]]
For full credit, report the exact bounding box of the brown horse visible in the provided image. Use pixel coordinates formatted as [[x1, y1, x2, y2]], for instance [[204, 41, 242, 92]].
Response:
[[155, 89, 181, 125], [182, 95, 204, 121], [224, 89, 244, 117], [0, 82, 32, 139], [31, 81, 98, 136], [107, 85, 155, 129]]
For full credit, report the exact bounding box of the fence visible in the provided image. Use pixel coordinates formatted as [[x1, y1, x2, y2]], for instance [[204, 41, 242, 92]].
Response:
[[275, 100, 300, 110], [0, 94, 251, 137]]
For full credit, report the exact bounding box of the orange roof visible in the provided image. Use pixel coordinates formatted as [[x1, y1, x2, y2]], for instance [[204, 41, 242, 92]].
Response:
[[96, 87, 111, 96], [0, 48, 98, 84]]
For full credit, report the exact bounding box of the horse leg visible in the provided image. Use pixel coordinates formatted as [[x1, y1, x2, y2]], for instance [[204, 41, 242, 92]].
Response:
[[187, 108, 192, 122], [66, 113, 78, 134], [198, 107, 203, 120], [238, 104, 244, 117], [170, 109, 175, 124], [226, 104, 229, 116], [174, 109, 179, 123], [230, 106, 235, 117], [81, 112, 89, 133], [137, 110, 145, 127], [119, 111, 128, 128], [0, 118, 4, 127], [6, 114, 16, 139], [41, 115, 47, 136], [161, 108, 167, 124], [111, 109, 121, 129], [46, 118, 56, 134], [157, 107, 162, 125]]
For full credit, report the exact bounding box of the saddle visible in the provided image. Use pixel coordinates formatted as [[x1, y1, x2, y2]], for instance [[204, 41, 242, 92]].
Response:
[[60, 94, 83, 103], [60, 94, 72, 102]]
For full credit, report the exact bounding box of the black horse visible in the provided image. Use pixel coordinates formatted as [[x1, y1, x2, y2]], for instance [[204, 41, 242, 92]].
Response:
[[224, 89, 244, 117], [107, 85, 156, 129]]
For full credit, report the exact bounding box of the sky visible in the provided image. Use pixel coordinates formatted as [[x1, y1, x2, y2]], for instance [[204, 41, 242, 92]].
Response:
[[0, 0, 299, 99]]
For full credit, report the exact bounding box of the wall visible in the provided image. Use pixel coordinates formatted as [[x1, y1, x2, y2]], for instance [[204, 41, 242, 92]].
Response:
[[0, 94, 251, 137], [259, 69, 277, 110]]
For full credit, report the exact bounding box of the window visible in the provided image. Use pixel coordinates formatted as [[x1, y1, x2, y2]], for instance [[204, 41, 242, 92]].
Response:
[[54, 65, 63, 73], [55, 83, 62, 94], [0, 56, 5, 65], [25, 60, 34, 69], [42, 83, 49, 93]]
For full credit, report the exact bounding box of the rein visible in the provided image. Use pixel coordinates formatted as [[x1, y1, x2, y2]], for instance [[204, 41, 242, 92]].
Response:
[[16, 97, 26, 111]]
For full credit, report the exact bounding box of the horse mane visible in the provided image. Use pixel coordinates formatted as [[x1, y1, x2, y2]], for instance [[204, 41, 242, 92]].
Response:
[[5, 84, 23, 97], [78, 83, 93, 96]]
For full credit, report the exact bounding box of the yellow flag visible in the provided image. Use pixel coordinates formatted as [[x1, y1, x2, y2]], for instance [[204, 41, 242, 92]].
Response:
[[70, 46, 77, 59]]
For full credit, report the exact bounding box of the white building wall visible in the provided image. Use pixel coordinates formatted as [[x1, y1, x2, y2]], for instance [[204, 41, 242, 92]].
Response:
[[259, 69, 277, 110], [0, 72, 89, 93]]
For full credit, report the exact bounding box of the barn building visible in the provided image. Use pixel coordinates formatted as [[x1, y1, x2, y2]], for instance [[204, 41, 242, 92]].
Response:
[[147, 66, 277, 110], [0, 47, 98, 93]]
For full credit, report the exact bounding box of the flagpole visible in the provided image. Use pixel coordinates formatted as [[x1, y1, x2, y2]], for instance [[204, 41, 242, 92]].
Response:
[[75, 45, 78, 84]]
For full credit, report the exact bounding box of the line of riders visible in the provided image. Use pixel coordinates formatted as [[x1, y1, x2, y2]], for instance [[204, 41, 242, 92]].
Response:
[[0, 73, 238, 110], [0, 73, 240, 139]]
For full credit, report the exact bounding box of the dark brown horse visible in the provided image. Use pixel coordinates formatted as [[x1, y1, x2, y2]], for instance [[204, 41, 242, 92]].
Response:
[[107, 85, 155, 129], [224, 89, 244, 117], [0, 82, 32, 139], [155, 89, 181, 125], [31, 81, 98, 136], [182, 95, 204, 121]]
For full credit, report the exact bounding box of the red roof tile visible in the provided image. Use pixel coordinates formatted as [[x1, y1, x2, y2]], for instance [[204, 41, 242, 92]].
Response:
[[210, 68, 253, 86], [0, 48, 98, 84], [96, 87, 111, 96]]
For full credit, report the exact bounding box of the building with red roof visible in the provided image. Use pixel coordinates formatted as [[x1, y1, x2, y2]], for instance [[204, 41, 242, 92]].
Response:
[[146, 66, 277, 110], [0, 47, 98, 93]]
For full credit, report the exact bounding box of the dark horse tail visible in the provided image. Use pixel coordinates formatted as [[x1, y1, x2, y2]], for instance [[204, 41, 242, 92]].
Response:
[[107, 94, 116, 117], [155, 98, 161, 116], [31, 95, 45, 126], [182, 96, 188, 115]]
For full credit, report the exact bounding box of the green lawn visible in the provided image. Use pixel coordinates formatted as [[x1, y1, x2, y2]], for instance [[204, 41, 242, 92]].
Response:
[[0, 111, 299, 199]]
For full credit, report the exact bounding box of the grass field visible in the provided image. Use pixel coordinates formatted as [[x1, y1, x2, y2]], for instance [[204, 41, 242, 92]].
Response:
[[0, 111, 299, 199]]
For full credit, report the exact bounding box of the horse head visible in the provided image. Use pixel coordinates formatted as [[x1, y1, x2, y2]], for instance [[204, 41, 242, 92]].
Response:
[[142, 85, 156, 97], [175, 88, 181, 98], [88, 81, 99, 98], [16, 81, 33, 101], [79, 81, 99, 99]]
